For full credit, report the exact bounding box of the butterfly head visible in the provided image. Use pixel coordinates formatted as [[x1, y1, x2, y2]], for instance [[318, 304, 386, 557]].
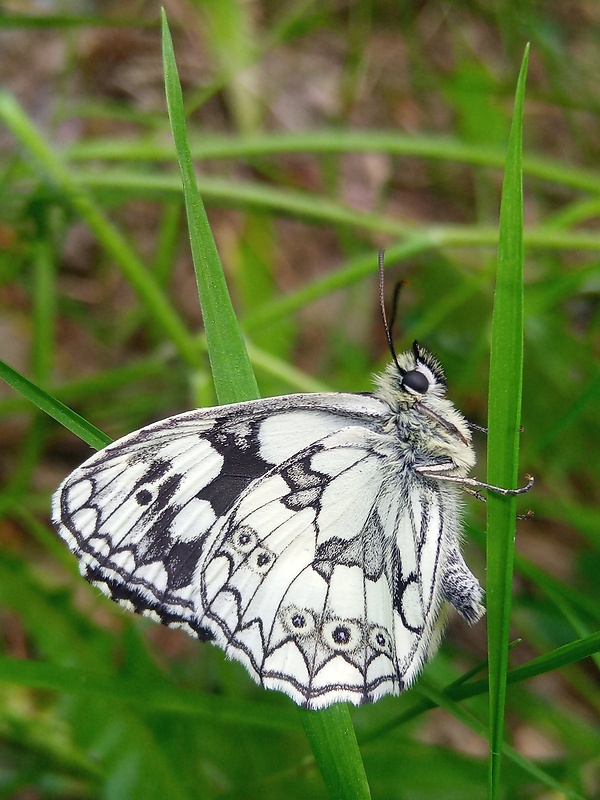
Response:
[[379, 341, 447, 403], [376, 341, 474, 455], [400, 341, 446, 397]]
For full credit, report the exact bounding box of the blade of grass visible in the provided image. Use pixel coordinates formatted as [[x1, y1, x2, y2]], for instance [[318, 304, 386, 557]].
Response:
[[362, 631, 600, 744], [70, 166, 600, 250], [486, 45, 529, 800], [0, 360, 111, 451], [461, 630, 600, 700], [197, 0, 260, 132], [161, 11, 370, 798], [66, 128, 600, 196], [0, 357, 171, 417], [161, 10, 257, 405], [419, 682, 586, 800], [0, 13, 155, 28], [300, 706, 372, 800]]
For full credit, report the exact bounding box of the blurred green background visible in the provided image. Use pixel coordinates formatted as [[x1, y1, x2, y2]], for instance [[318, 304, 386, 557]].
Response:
[[0, 2, 599, 799]]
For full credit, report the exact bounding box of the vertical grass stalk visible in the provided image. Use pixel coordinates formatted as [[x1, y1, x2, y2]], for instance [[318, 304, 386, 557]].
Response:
[[485, 45, 529, 800], [161, 12, 371, 799]]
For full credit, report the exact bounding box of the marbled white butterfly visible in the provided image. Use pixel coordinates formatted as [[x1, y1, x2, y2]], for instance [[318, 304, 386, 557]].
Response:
[[52, 274, 532, 709]]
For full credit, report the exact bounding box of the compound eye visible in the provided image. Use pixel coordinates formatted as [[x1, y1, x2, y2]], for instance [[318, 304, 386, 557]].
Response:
[[402, 369, 429, 394]]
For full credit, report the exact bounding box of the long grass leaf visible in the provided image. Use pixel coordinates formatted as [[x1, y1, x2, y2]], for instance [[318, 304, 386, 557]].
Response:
[[486, 46, 529, 799], [300, 706, 372, 800], [0, 360, 111, 450], [161, 11, 370, 798], [161, 10, 257, 404]]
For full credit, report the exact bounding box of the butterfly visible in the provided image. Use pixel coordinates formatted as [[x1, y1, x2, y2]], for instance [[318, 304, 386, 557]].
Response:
[[51, 329, 533, 709]]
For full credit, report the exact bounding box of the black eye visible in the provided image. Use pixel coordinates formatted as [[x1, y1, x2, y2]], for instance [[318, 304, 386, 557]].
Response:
[[402, 369, 429, 394]]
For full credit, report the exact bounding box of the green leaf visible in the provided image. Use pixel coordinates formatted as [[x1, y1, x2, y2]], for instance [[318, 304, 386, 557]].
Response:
[[300, 706, 372, 800], [486, 45, 529, 800], [0, 360, 111, 451], [420, 681, 587, 800], [161, 10, 258, 405], [161, 11, 369, 798]]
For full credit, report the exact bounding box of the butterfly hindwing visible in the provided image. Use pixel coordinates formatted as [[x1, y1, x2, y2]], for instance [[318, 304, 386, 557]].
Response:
[[194, 426, 401, 706]]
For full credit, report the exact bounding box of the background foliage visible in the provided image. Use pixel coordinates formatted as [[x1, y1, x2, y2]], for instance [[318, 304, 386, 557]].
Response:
[[0, 2, 599, 799]]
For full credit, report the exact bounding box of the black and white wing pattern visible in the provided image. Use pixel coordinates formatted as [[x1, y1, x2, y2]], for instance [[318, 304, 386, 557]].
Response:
[[52, 344, 485, 709]]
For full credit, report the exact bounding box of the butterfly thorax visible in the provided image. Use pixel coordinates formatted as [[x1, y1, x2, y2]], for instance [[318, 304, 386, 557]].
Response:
[[374, 345, 476, 475]]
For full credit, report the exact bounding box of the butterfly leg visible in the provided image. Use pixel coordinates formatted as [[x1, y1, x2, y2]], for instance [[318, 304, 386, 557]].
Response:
[[462, 487, 534, 520], [415, 467, 534, 497]]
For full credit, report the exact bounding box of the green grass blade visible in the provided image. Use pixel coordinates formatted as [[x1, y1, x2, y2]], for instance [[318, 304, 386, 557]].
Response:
[[161, 10, 258, 405], [300, 707, 372, 800], [66, 128, 600, 195], [161, 11, 369, 797], [486, 45, 529, 800], [69, 165, 600, 249], [0, 360, 111, 451], [419, 682, 587, 800], [448, 631, 600, 705]]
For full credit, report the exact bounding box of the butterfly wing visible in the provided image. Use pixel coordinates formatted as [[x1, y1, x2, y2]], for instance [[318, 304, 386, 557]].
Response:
[[193, 424, 399, 706], [199, 424, 482, 708], [52, 393, 387, 640], [53, 392, 482, 708]]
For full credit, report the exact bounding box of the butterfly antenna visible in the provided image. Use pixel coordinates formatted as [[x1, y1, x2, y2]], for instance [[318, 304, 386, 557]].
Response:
[[378, 249, 404, 374], [389, 280, 404, 340]]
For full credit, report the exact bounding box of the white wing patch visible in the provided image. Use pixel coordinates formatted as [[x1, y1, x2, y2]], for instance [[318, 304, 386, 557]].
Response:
[[53, 382, 485, 709]]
